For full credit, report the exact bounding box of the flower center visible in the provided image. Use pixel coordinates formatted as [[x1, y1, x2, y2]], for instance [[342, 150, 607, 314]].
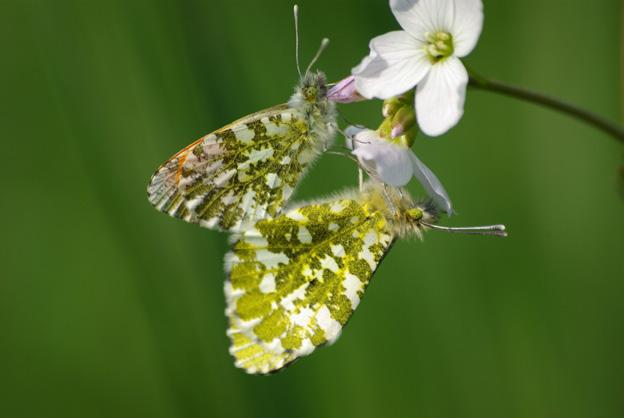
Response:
[[424, 31, 454, 63]]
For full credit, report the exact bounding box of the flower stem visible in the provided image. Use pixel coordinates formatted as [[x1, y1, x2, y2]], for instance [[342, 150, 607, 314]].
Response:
[[468, 71, 624, 144]]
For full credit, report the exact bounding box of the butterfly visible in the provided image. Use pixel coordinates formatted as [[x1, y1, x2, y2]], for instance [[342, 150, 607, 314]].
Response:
[[224, 181, 506, 374], [147, 69, 336, 231]]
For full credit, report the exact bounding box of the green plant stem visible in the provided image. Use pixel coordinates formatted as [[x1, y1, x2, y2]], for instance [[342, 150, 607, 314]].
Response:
[[468, 73, 624, 145]]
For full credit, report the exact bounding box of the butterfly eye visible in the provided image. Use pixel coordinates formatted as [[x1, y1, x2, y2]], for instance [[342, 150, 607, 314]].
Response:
[[406, 207, 424, 221], [303, 86, 318, 102]]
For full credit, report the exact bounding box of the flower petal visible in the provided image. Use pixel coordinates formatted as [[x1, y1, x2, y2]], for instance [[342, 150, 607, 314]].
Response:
[[344, 125, 366, 150], [415, 56, 468, 136], [409, 152, 453, 216], [451, 0, 484, 57], [354, 145, 414, 187], [353, 31, 430, 99], [344, 126, 366, 143], [352, 50, 377, 75], [349, 128, 414, 186], [390, 0, 455, 39]]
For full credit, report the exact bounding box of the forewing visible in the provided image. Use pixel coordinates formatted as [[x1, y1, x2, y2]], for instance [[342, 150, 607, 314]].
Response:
[[224, 197, 394, 374], [147, 105, 324, 231]]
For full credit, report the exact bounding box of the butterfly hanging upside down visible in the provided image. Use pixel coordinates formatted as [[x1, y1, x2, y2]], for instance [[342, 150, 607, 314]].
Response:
[[147, 69, 336, 232], [225, 182, 506, 374]]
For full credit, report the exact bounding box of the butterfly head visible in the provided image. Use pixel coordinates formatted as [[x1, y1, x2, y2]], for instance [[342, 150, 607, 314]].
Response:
[[289, 70, 336, 132], [361, 182, 439, 238], [300, 71, 328, 104]]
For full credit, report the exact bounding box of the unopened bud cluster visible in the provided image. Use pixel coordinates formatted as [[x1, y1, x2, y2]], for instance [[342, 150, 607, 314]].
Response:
[[377, 92, 418, 147]]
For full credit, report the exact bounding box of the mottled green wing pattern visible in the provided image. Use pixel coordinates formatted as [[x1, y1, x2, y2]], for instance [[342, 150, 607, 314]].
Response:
[[147, 106, 325, 232], [224, 197, 394, 374]]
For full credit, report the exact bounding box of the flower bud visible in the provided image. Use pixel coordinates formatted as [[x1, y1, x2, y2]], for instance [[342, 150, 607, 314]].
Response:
[[390, 107, 416, 139], [378, 93, 418, 146], [394, 125, 419, 148], [327, 76, 365, 103], [382, 97, 403, 118]]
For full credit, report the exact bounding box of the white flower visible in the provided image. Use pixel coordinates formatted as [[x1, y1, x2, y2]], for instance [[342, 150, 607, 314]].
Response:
[[345, 126, 453, 215], [352, 0, 484, 136]]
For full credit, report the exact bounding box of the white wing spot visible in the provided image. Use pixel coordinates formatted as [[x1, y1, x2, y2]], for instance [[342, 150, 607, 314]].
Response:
[[201, 134, 218, 146], [281, 284, 308, 311], [302, 265, 313, 278], [264, 338, 286, 355], [286, 210, 307, 222], [255, 249, 289, 269], [261, 118, 289, 136], [343, 272, 363, 308], [291, 307, 314, 327], [234, 126, 255, 143], [330, 201, 346, 213], [358, 246, 376, 270], [320, 255, 340, 273], [200, 217, 219, 229], [283, 185, 294, 200], [238, 147, 274, 169], [213, 169, 236, 187], [239, 189, 257, 215], [297, 226, 312, 244], [186, 196, 203, 211], [293, 338, 315, 356], [237, 170, 252, 182], [220, 191, 236, 206], [316, 306, 342, 343], [265, 172, 281, 189], [259, 273, 276, 294], [363, 230, 378, 246], [331, 244, 345, 257]]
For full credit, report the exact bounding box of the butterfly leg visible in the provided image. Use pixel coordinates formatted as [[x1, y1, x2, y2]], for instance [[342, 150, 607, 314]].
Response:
[[382, 184, 398, 215], [323, 122, 336, 151], [358, 168, 364, 192]]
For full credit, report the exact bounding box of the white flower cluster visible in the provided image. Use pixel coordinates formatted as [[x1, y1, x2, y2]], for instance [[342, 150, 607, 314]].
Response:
[[328, 0, 484, 216], [354, 0, 483, 137]]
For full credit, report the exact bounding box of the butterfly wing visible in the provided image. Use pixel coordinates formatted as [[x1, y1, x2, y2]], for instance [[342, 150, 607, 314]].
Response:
[[224, 196, 395, 374], [147, 105, 329, 232]]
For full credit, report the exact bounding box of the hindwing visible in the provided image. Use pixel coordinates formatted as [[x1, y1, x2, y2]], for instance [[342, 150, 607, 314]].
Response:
[[224, 197, 395, 374]]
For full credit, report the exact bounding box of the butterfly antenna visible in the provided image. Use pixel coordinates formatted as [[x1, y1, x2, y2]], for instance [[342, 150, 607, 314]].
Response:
[[293, 5, 302, 78], [422, 222, 508, 238], [305, 38, 330, 75]]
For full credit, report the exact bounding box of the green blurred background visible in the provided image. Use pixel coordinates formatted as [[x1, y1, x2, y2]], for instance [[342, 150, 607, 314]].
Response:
[[2, 0, 624, 417]]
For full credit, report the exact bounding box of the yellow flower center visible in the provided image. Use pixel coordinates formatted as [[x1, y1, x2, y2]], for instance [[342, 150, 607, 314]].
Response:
[[424, 31, 454, 63]]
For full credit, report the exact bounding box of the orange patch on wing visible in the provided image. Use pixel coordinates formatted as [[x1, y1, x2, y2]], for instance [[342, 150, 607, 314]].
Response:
[[175, 151, 190, 183], [158, 136, 205, 184]]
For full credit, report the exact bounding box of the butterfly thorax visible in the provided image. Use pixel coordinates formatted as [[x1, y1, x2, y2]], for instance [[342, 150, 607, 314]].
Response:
[[288, 71, 336, 151]]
